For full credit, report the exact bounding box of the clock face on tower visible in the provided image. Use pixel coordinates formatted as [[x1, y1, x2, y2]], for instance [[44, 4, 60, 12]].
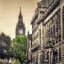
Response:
[[19, 29, 23, 34]]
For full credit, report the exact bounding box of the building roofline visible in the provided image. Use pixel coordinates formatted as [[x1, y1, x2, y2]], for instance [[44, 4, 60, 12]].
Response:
[[30, 10, 38, 24]]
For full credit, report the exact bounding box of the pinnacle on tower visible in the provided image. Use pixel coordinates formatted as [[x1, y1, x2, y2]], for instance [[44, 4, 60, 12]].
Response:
[[20, 7, 21, 14], [18, 7, 22, 19]]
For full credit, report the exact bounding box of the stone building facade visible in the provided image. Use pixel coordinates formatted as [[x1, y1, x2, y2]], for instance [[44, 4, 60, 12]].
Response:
[[30, 0, 64, 64], [37, 0, 64, 64], [31, 8, 39, 64], [30, 1, 48, 64]]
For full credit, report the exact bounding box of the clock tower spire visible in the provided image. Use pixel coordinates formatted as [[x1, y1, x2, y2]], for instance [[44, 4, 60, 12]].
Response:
[[16, 7, 25, 36], [18, 7, 22, 19]]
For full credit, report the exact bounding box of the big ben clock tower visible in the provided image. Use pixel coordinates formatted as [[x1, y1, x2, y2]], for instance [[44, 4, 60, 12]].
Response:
[[16, 7, 25, 36]]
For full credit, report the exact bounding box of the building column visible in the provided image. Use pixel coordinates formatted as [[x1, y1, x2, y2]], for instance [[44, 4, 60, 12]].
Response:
[[50, 51, 53, 64], [49, 49, 53, 64], [38, 51, 42, 64], [49, 51, 51, 64], [60, 5, 63, 42], [38, 54, 40, 64]]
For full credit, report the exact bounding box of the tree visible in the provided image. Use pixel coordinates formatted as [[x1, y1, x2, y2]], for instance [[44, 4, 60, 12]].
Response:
[[10, 35, 27, 64], [0, 32, 11, 59]]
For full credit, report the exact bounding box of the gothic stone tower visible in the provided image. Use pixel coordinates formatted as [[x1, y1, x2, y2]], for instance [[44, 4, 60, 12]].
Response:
[[16, 7, 25, 36]]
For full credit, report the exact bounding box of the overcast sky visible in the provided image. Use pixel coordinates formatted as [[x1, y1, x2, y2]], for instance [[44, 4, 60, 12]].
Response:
[[0, 0, 41, 39]]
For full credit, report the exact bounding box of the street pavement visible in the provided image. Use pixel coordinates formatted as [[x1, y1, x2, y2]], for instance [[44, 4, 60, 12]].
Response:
[[0, 59, 9, 64]]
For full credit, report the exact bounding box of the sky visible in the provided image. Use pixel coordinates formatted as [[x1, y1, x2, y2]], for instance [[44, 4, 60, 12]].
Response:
[[0, 0, 41, 39]]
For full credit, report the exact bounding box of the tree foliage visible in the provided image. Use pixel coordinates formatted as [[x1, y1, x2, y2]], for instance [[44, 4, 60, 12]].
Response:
[[0, 32, 11, 59], [10, 35, 27, 64]]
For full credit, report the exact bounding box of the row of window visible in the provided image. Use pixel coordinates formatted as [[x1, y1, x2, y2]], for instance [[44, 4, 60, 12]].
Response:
[[45, 47, 61, 63], [44, 9, 61, 45], [32, 47, 61, 64]]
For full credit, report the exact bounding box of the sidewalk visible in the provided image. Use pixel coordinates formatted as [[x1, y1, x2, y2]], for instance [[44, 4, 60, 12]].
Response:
[[0, 59, 9, 64]]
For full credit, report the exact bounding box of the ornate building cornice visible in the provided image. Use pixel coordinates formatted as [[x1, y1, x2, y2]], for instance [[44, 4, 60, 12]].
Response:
[[31, 8, 38, 24], [37, 0, 60, 24]]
